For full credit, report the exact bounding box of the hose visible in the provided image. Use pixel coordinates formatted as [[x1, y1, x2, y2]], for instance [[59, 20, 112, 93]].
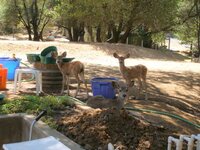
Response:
[[67, 97, 200, 129], [19, 61, 35, 82], [125, 107, 200, 129], [20, 61, 31, 68], [65, 96, 87, 106]]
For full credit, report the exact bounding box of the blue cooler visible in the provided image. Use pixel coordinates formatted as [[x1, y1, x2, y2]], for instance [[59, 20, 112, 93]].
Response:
[[91, 77, 118, 99], [0, 57, 21, 80]]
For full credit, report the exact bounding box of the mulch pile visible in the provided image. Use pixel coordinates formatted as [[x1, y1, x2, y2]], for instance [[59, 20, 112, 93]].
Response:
[[56, 107, 170, 150]]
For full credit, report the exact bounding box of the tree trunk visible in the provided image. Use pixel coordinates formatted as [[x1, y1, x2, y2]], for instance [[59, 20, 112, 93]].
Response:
[[14, 0, 50, 41], [67, 28, 73, 41], [87, 26, 94, 42], [107, 21, 123, 43], [96, 25, 102, 42], [198, 29, 200, 55], [78, 22, 85, 42], [106, 26, 112, 41], [33, 26, 40, 41], [195, 0, 200, 54], [72, 27, 79, 42], [62, 28, 67, 36], [26, 26, 32, 40], [119, 27, 131, 43], [106, 25, 119, 43], [39, 30, 44, 41], [143, 33, 153, 48], [197, 19, 200, 54], [31, 0, 40, 41]]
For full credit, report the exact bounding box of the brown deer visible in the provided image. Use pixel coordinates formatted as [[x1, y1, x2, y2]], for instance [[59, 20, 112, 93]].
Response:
[[113, 52, 148, 100], [52, 51, 89, 98], [87, 81, 131, 109]]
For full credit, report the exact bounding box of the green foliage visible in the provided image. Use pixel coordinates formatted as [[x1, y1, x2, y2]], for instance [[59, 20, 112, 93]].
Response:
[[0, 0, 19, 34], [152, 32, 166, 44], [1, 0, 197, 47], [0, 95, 75, 128], [175, 24, 196, 45], [175, 0, 199, 51], [141, 0, 179, 31], [42, 116, 59, 129], [0, 95, 75, 114]]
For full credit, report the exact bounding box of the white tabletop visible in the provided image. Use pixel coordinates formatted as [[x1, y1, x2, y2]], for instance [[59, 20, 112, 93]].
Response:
[[3, 136, 71, 150]]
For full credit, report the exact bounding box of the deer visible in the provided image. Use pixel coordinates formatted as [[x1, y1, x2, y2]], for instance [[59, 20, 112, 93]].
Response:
[[52, 51, 89, 98], [87, 81, 132, 109], [113, 52, 148, 100]]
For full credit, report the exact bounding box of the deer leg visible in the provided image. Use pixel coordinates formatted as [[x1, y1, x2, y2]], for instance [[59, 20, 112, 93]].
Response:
[[125, 80, 132, 102], [66, 76, 70, 96], [143, 78, 148, 100], [74, 75, 81, 98], [126, 80, 136, 101], [84, 80, 89, 98], [136, 78, 142, 100], [61, 74, 66, 94], [79, 72, 89, 98]]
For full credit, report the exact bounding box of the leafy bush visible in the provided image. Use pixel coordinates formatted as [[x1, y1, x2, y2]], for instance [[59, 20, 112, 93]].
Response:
[[0, 95, 76, 128]]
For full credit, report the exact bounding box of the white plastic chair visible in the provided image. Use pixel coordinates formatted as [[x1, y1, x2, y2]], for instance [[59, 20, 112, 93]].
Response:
[[168, 134, 200, 150], [13, 68, 42, 96]]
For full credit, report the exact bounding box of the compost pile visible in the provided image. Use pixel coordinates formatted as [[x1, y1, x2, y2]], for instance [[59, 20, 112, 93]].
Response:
[[56, 107, 170, 150]]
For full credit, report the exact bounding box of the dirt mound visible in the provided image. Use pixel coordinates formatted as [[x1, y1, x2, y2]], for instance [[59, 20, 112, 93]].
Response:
[[0, 39, 187, 62], [57, 108, 170, 150], [89, 43, 188, 61]]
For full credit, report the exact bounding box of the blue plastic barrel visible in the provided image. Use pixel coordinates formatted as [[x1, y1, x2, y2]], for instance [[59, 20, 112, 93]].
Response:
[[0, 57, 21, 80], [91, 77, 118, 99]]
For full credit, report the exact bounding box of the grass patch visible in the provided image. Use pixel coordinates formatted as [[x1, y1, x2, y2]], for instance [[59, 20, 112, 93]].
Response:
[[0, 95, 76, 128]]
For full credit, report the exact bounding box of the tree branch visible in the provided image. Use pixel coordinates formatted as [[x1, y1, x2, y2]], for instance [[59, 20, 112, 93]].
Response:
[[38, 0, 46, 26], [14, 0, 28, 27]]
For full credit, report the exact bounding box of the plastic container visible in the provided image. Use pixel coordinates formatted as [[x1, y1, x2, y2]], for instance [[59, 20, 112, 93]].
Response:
[[26, 54, 40, 63], [0, 68, 7, 90], [0, 94, 5, 101], [39, 46, 58, 64], [0, 57, 9, 59], [62, 58, 74, 63], [0, 57, 21, 80], [41, 46, 57, 56], [91, 77, 118, 99], [40, 55, 56, 64]]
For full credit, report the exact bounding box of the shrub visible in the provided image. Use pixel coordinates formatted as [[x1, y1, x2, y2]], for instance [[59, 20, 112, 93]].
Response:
[[0, 95, 76, 128]]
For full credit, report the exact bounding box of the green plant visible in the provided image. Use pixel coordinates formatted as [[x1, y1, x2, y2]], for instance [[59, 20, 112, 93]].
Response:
[[42, 116, 58, 129], [0, 95, 76, 124]]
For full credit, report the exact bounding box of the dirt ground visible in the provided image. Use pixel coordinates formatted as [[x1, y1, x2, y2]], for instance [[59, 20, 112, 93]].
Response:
[[0, 39, 200, 149]]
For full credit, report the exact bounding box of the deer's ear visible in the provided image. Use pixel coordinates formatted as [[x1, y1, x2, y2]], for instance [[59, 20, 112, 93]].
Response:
[[125, 53, 130, 58], [62, 52, 67, 57], [111, 81, 119, 89], [129, 80, 135, 87], [51, 51, 57, 58], [113, 52, 119, 58]]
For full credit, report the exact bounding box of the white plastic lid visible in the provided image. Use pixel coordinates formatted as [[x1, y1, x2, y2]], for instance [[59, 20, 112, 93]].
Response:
[[3, 136, 71, 150]]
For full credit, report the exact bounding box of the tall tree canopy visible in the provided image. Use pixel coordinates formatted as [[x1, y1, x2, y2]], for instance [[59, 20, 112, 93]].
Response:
[[1, 0, 199, 51], [176, 0, 200, 54], [12, 0, 55, 41], [54, 0, 180, 45]]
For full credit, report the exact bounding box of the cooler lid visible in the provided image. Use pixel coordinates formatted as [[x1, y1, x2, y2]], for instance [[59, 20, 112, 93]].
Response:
[[3, 136, 71, 150]]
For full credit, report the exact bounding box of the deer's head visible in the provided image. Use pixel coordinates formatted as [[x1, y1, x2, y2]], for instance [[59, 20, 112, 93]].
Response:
[[112, 81, 129, 99], [51, 51, 67, 64], [113, 53, 130, 65]]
